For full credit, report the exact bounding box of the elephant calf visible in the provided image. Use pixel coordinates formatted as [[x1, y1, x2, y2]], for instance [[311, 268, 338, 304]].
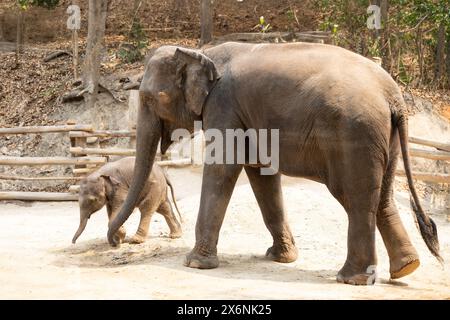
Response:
[[72, 157, 182, 245]]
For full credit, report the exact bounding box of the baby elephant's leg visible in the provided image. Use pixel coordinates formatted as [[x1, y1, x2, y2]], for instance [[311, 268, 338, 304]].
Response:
[[107, 205, 127, 244], [129, 201, 156, 244], [158, 200, 182, 239]]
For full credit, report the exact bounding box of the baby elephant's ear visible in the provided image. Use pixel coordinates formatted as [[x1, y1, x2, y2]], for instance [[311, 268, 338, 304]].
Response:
[[101, 175, 120, 186]]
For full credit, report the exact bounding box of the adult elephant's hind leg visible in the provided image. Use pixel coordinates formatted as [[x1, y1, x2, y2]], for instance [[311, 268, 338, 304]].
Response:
[[330, 160, 383, 285], [245, 167, 297, 263], [185, 163, 243, 269], [377, 150, 419, 279]]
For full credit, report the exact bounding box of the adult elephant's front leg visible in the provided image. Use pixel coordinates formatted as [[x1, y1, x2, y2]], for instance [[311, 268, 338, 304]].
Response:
[[184, 163, 243, 269], [245, 167, 297, 263]]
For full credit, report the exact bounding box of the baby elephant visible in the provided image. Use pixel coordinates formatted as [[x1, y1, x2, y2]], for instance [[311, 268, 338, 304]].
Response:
[[72, 157, 182, 245]]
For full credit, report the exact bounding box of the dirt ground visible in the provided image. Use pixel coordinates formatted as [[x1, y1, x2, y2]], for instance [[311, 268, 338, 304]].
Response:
[[0, 166, 449, 300]]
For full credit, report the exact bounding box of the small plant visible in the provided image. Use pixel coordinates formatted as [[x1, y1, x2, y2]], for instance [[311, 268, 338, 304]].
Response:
[[286, 8, 299, 33], [398, 60, 413, 85], [330, 23, 341, 46], [332, 24, 339, 35], [117, 20, 148, 64], [367, 36, 381, 58], [254, 16, 272, 33], [17, 0, 59, 10], [17, 0, 28, 9]]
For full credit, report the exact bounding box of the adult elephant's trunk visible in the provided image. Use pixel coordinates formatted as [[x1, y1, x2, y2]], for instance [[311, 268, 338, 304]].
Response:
[[72, 216, 88, 244], [107, 95, 161, 246]]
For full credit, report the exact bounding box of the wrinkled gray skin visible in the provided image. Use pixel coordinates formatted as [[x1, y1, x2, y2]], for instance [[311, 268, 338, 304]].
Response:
[[72, 157, 182, 245], [107, 42, 441, 285]]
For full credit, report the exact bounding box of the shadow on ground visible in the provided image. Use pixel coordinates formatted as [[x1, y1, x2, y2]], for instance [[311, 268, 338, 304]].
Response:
[[52, 238, 340, 285]]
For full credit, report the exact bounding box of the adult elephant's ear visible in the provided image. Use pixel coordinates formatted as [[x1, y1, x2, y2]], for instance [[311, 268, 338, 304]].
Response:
[[174, 48, 219, 116]]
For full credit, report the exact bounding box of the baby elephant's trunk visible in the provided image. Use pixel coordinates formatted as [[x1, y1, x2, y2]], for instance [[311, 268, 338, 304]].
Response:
[[72, 217, 88, 244]]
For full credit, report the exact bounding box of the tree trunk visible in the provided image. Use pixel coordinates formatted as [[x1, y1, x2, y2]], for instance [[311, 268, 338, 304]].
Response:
[[84, 0, 108, 109], [200, 0, 213, 46], [15, 8, 24, 64], [446, 29, 450, 88], [371, 0, 389, 69], [380, 0, 391, 71], [72, 0, 80, 80], [435, 23, 445, 86]]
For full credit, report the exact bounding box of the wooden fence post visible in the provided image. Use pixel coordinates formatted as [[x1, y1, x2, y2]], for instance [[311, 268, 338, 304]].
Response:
[[68, 120, 88, 177], [128, 90, 139, 149], [200, 0, 213, 46]]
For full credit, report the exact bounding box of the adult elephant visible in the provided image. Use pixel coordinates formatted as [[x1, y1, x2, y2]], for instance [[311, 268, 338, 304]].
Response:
[[108, 42, 441, 285]]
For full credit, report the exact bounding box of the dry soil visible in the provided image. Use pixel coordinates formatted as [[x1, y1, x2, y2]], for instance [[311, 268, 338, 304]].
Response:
[[0, 167, 449, 299]]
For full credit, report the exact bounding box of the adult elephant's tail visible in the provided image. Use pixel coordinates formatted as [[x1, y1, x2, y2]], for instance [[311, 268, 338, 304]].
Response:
[[395, 111, 443, 263]]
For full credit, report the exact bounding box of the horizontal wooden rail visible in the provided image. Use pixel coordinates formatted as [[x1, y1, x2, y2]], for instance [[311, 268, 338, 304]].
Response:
[[396, 170, 450, 183], [0, 125, 93, 135], [0, 156, 106, 166], [72, 168, 97, 175], [69, 185, 80, 194], [409, 136, 450, 152], [0, 174, 82, 181], [69, 130, 136, 138], [409, 148, 450, 161], [157, 158, 192, 166], [0, 192, 78, 201], [70, 147, 135, 156]]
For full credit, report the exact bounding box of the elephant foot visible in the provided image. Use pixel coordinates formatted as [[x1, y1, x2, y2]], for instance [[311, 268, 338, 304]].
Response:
[[184, 250, 219, 269], [110, 235, 123, 247], [390, 255, 420, 279], [336, 273, 376, 286], [110, 227, 127, 247], [169, 230, 182, 239], [336, 263, 377, 285], [265, 243, 298, 263], [129, 234, 146, 244]]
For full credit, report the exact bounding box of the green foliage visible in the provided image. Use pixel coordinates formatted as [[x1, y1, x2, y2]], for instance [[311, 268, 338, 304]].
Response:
[[17, 0, 59, 10], [367, 36, 381, 57], [17, 0, 28, 10], [286, 9, 295, 22], [398, 60, 413, 85], [254, 16, 272, 33], [395, 0, 450, 28], [313, 0, 450, 87], [117, 21, 148, 64], [286, 9, 296, 32]]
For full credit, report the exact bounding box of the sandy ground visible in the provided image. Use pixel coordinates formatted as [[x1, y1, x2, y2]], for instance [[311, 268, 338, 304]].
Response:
[[0, 166, 449, 299]]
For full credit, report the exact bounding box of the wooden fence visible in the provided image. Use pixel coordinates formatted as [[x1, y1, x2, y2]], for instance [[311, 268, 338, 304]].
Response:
[[0, 124, 449, 201], [0, 124, 192, 201]]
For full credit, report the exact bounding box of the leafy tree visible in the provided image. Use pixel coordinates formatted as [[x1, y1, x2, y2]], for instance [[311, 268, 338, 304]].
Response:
[[313, 0, 449, 87]]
